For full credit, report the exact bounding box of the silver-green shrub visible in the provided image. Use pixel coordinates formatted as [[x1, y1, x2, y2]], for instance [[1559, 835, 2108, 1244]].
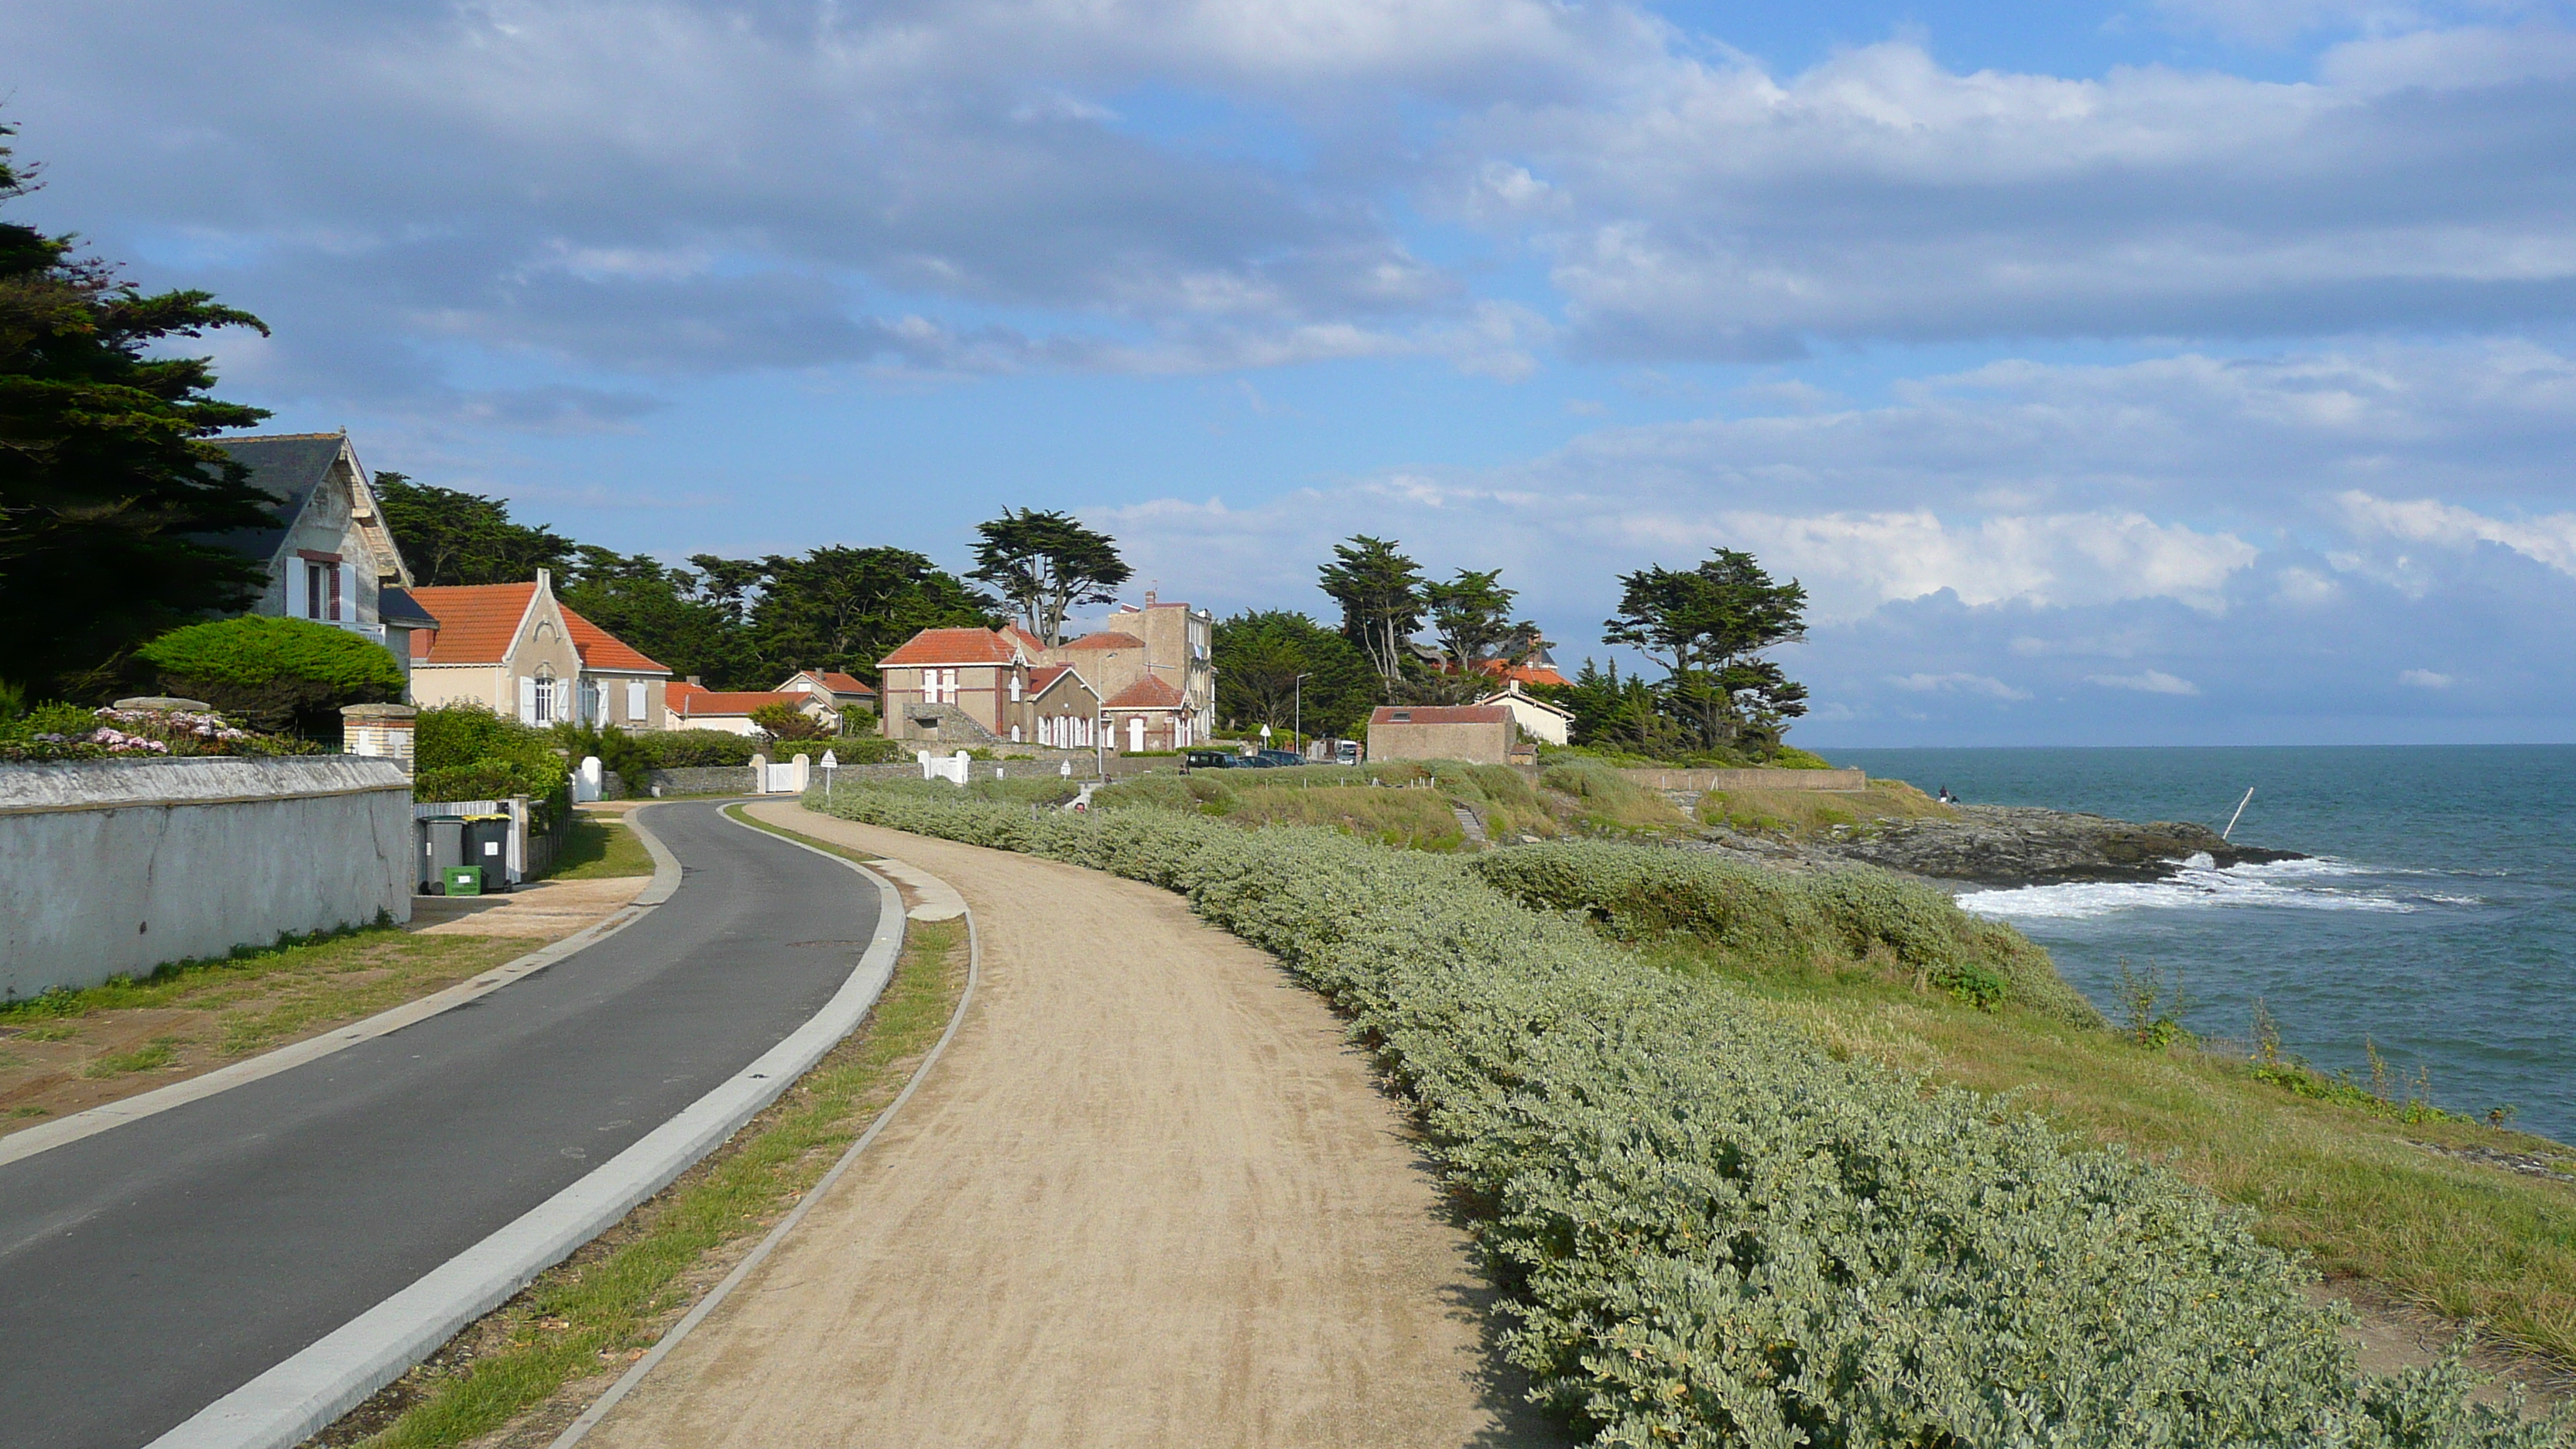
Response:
[[814, 786, 2557, 1448]]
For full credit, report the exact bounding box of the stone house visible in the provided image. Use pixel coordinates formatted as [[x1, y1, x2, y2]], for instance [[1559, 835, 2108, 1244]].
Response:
[[1365, 704, 1525, 766], [1091, 592, 1214, 741], [406, 570, 670, 729], [201, 432, 437, 680], [1477, 680, 1575, 746], [1027, 666, 1105, 748], [876, 627, 1043, 745]]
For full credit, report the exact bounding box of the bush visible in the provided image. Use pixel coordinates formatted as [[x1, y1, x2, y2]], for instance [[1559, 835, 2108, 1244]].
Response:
[[135, 615, 406, 735], [0, 701, 310, 762], [415, 704, 568, 822], [749, 701, 830, 742], [810, 785, 2554, 1449], [636, 729, 762, 769]]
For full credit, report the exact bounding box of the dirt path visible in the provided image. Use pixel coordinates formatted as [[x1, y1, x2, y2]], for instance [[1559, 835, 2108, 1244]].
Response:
[[581, 803, 1560, 1449]]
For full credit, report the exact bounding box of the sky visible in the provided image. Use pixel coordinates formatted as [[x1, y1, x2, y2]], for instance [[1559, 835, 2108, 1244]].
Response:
[[7, 0, 2574, 746]]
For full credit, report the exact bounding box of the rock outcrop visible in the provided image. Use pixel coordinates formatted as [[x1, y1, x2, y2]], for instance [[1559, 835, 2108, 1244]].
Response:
[[1799, 805, 2303, 887]]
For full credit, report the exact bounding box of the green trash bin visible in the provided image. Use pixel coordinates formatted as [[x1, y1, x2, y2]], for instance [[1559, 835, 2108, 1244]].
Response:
[[444, 865, 484, 896]]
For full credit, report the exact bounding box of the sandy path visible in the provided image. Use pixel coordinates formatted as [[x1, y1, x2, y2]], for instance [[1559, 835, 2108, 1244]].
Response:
[[583, 803, 1560, 1449]]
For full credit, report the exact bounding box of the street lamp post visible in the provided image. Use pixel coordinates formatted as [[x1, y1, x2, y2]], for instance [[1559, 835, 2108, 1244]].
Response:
[[1293, 673, 1310, 760]]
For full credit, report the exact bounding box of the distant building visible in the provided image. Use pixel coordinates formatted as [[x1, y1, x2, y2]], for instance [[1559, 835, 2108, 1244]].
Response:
[[775, 670, 879, 715], [874, 593, 1211, 752], [1476, 680, 1574, 746], [406, 570, 670, 729], [1365, 704, 1525, 766], [665, 681, 825, 736], [200, 431, 437, 678]]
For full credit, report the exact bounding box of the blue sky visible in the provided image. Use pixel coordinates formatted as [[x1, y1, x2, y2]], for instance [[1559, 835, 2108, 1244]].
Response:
[[9, 0, 2574, 745]]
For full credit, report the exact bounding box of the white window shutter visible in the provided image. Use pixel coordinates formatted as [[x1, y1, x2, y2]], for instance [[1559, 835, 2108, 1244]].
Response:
[[518, 675, 536, 723], [628, 681, 646, 719]]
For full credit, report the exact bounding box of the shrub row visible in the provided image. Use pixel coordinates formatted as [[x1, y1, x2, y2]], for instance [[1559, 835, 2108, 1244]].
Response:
[[814, 785, 2550, 1447], [1468, 839, 2101, 1024]]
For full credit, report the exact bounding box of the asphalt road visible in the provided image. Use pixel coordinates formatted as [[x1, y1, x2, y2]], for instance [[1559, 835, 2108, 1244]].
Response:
[[0, 802, 879, 1449]]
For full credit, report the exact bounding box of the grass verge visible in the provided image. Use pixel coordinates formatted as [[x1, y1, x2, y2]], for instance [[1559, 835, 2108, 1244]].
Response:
[[1698, 778, 1953, 836], [318, 819, 964, 1449], [543, 813, 656, 881], [1, 930, 543, 1125]]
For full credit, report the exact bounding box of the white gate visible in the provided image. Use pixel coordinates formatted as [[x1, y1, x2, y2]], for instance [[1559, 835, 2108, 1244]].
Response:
[[764, 763, 799, 792]]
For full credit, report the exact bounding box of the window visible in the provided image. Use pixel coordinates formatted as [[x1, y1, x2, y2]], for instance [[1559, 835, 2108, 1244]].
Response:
[[627, 680, 647, 720], [581, 678, 603, 724], [1009, 672, 1023, 703], [532, 671, 558, 724]]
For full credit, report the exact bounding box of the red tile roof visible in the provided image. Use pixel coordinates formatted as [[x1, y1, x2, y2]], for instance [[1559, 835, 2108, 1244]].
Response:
[[1027, 665, 1094, 701], [879, 628, 1019, 666], [1478, 659, 1570, 687], [406, 583, 538, 665], [818, 670, 875, 696], [1061, 630, 1145, 651], [999, 623, 1051, 656], [561, 605, 669, 674], [1369, 705, 1511, 726], [1104, 676, 1186, 709]]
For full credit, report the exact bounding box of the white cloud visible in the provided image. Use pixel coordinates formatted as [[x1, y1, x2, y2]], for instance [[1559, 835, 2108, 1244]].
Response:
[[2085, 670, 2204, 695], [2337, 491, 2576, 574], [1889, 672, 2033, 701], [2400, 667, 2456, 687]]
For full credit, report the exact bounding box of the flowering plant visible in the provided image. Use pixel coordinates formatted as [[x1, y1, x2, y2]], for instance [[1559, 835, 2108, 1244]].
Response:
[[2, 704, 307, 762]]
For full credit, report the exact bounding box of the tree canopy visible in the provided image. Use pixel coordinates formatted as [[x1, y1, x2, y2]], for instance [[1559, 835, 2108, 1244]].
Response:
[[135, 615, 406, 735], [1422, 567, 1538, 673], [372, 471, 574, 587], [1211, 609, 1376, 738], [0, 122, 279, 699], [968, 508, 1131, 646], [742, 546, 995, 682], [1602, 548, 1810, 749], [1317, 535, 1424, 687]]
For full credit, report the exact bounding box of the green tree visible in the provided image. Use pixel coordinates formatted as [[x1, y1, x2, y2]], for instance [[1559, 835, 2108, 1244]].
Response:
[[743, 546, 995, 684], [560, 546, 756, 687], [1540, 659, 1676, 753], [135, 615, 406, 735], [968, 508, 1132, 646], [0, 122, 279, 699], [1421, 567, 1538, 674], [1316, 535, 1424, 687], [1603, 548, 1810, 750], [1211, 610, 1376, 738], [747, 700, 830, 742], [372, 471, 574, 587]]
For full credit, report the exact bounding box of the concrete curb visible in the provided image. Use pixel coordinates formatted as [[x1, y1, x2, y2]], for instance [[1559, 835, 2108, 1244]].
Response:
[[0, 807, 686, 1172], [144, 807, 905, 1449], [543, 805, 981, 1447]]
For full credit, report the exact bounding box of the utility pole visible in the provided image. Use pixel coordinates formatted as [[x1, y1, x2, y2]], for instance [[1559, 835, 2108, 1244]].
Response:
[[1293, 673, 1310, 760]]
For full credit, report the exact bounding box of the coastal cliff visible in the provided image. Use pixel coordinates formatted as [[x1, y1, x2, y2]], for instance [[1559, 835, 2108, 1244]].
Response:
[[1691, 795, 2304, 887]]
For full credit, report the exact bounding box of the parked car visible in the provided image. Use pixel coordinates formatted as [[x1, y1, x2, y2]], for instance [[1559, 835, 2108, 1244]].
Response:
[[1181, 748, 1239, 771], [1255, 749, 1303, 768], [1334, 740, 1362, 765]]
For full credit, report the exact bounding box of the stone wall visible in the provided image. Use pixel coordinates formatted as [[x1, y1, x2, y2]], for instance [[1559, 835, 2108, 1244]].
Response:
[[638, 765, 759, 796], [0, 756, 414, 999]]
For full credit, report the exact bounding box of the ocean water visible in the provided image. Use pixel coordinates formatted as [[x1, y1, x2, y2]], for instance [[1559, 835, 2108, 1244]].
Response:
[[1824, 745, 2576, 1143]]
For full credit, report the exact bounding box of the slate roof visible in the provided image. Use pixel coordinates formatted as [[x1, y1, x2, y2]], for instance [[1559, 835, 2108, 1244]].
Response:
[[196, 433, 351, 564], [377, 586, 440, 630], [1368, 705, 1511, 726], [1103, 676, 1187, 709], [880, 628, 1020, 667], [1061, 630, 1145, 651]]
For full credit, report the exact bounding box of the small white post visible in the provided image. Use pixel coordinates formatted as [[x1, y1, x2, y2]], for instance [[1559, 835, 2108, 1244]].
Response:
[[821, 748, 838, 805]]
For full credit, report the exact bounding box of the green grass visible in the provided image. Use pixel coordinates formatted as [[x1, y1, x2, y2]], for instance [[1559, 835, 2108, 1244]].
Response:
[[543, 814, 656, 881], [81, 1036, 186, 1077], [338, 816, 964, 1449], [1698, 778, 1954, 836], [1650, 937, 2576, 1368], [0, 930, 539, 1060]]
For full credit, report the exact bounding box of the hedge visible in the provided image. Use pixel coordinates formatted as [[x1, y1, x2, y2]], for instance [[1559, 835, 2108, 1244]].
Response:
[[813, 786, 2553, 1448], [135, 615, 406, 734]]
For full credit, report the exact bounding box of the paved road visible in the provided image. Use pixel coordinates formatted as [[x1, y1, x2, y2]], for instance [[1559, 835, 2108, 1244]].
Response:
[[0, 802, 879, 1449]]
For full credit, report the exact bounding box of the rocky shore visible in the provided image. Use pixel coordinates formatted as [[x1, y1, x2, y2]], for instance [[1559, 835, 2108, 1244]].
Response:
[[1697, 803, 2304, 888]]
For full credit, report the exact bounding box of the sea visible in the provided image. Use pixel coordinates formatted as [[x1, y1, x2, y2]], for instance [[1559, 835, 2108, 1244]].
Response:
[[1824, 745, 2576, 1144]]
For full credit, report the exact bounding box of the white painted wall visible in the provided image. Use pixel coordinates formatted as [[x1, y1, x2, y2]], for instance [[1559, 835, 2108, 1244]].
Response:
[[0, 757, 414, 999]]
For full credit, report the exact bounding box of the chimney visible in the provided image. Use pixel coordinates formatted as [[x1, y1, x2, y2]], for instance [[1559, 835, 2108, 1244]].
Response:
[[1144, 589, 1156, 608], [687, 675, 702, 687], [536, 567, 551, 594]]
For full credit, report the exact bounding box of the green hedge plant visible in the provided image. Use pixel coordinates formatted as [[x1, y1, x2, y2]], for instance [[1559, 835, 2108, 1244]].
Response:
[[135, 615, 406, 735], [810, 786, 2556, 1449]]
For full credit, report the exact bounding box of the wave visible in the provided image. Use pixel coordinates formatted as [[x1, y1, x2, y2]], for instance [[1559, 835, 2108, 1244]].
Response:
[[1955, 854, 2471, 922]]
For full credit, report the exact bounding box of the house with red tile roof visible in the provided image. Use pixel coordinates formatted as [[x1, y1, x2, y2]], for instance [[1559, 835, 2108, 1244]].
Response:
[[664, 682, 832, 736], [406, 570, 670, 729], [774, 669, 879, 715], [876, 626, 1043, 746], [876, 603, 1208, 752]]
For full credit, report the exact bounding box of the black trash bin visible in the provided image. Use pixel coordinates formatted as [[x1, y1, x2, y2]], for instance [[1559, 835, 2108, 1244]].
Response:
[[419, 816, 466, 894], [460, 814, 514, 892]]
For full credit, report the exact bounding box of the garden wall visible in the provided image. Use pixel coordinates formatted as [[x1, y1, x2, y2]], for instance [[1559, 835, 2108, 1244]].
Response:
[[0, 756, 414, 998]]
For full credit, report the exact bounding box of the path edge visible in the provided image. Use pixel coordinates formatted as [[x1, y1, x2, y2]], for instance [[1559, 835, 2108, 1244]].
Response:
[[542, 803, 982, 1447], [0, 803, 687, 1170], [143, 803, 900, 1449]]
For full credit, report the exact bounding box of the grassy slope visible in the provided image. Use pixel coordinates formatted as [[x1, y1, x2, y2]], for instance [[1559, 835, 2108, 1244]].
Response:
[[544, 812, 656, 880]]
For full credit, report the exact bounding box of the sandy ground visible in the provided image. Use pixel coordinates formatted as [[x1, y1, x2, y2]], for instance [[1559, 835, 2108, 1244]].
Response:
[[583, 803, 1562, 1449], [406, 875, 652, 938]]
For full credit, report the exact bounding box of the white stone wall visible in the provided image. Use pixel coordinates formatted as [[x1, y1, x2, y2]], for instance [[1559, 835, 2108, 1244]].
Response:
[[0, 756, 415, 999]]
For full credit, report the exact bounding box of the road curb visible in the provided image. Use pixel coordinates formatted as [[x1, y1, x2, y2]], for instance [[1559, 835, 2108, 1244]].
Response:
[[543, 803, 982, 1447], [145, 804, 903, 1449], [0, 806, 685, 1172]]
